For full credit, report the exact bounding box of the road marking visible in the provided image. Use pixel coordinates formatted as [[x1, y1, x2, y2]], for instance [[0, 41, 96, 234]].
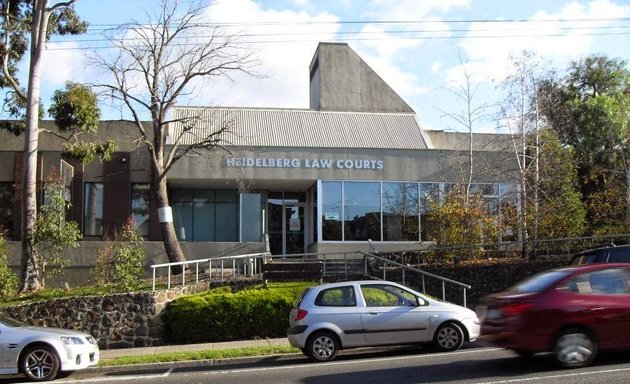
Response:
[[472, 367, 630, 384], [162, 367, 174, 377], [206, 347, 504, 375]]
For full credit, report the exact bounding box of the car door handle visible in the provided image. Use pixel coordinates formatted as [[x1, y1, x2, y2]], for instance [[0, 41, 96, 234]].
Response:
[[368, 312, 378, 316]]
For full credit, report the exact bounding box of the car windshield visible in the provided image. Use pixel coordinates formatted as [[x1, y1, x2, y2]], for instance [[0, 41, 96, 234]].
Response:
[[510, 270, 572, 293], [0, 313, 24, 327]]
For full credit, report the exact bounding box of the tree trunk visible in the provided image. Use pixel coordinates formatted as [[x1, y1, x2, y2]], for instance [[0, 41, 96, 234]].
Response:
[[155, 175, 186, 274], [19, 0, 49, 293]]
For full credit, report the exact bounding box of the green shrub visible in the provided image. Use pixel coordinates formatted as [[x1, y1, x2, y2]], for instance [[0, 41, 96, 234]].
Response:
[[0, 233, 18, 299], [93, 217, 145, 291], [167, 282, 313, 343]]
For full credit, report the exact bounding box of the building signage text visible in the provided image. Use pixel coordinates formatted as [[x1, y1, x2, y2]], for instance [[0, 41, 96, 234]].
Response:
[[226, 157, 384, 170]]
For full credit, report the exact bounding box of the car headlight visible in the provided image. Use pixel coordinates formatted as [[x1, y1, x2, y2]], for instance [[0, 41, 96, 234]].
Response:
[[60, 336, 84, 345]]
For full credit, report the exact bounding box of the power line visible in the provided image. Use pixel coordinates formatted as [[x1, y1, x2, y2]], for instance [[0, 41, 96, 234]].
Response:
[[41, 29, 630, 51], [50, 25, 630, 45], [83, 17, 630, 29]]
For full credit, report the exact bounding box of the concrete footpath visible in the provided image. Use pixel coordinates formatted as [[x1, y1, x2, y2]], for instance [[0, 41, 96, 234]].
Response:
[[99, 337, 293, 360]]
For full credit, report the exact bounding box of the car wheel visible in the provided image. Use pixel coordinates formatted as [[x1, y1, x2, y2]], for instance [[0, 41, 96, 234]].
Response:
[[554, 329, 597, 368], [433, 322, 464, 352], [306, 331, 339, 362], [20, 344, 60, 382]]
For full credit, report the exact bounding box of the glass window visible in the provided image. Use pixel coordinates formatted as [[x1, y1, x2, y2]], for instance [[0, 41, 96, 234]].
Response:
[[170, 189, 239, 242], [84, 183, 103, 236], [322, 181, 342, 241], [419, 183, 439, 241], [215, 202, 238, 241], [0, 182, 14, 236], [382, 183, 418, 241], [566, 269, 630, 295], [511, 270, 571, 293], [241, 193, 262, 242], [131, 184, 150, 237], [360, 284, 418, 307], [192, 201, 215, 241], [315, 286, 357, 307], [173, 201, 193, 241], [344, 182, 381, 241]]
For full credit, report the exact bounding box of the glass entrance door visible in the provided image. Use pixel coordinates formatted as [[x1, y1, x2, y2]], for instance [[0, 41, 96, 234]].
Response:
[[268, 193, 305, 255]]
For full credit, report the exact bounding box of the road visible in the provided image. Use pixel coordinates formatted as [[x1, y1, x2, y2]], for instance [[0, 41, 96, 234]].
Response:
[[2, 346, 629, 383]]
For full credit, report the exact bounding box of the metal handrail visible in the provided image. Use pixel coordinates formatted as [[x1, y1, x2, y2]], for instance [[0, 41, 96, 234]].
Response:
[[151, 252, 271, 291], [361, 252, 471, 307]]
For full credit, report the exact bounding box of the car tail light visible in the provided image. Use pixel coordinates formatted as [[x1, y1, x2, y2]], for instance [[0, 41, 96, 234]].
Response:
[[500, 302, 533, 317], [294, 309, 308, 321]]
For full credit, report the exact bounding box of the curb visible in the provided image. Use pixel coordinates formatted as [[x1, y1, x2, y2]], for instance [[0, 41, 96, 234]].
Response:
[[92, 352, 302, 374]]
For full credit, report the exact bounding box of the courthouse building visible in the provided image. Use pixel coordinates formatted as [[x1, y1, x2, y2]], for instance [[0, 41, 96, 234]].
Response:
[[0, 43, 516, 280]]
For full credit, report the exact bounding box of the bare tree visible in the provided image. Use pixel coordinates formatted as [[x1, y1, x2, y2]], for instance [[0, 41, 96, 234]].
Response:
[[498, 51, 547, 259], [93, 0, 256, 271], [437, 56, 491, 200]]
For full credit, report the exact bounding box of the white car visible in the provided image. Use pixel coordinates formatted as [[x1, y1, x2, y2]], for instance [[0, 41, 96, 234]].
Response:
[[288, 280, 480, 361], [0, 313, 99, 382]]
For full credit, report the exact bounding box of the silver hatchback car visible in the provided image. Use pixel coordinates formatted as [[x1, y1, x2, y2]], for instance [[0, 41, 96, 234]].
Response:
[[288, 280, 480, 361]]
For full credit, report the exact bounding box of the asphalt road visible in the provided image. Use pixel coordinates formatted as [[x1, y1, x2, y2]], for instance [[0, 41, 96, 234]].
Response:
[[2, 345, 630, 384]]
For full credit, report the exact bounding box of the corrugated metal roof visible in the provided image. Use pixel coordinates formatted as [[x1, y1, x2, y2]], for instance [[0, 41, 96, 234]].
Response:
[[169, 107, 428, 149]]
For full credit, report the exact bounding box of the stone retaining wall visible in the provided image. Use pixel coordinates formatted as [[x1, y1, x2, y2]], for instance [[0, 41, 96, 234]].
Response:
[[6, 283, 210, 349]]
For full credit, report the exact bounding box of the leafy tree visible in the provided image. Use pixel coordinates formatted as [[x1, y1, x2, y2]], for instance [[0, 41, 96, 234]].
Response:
[[0, 0, 87, 292], [48, 81, 117, 162], [538, 55, 630, 234], [93, 0, 256, 272], [34, 168, 81, 286], [93, 217, 145, 291], [426, 192, 498, 263], [0, 231, 18, 299], [534, 129, 586, 242]]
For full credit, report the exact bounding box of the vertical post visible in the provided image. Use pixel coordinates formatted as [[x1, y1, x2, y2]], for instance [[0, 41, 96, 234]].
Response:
[[196, 263, 199, 284], [402, 268, 405, 286], [422, 275, 426, 293], [442, 281, 446, 301], [463, 287, 467, 308], [364, 256, 368, 275], [208, 260, 212, 279], [152, 268, 156, 292], [182, 263, 186, 287], [167, 266, 171, 290]]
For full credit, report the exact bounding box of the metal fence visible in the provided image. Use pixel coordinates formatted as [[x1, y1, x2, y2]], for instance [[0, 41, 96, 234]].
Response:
[[151, 252, 271, 291]]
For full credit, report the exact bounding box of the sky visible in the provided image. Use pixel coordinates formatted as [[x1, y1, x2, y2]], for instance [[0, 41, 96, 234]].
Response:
[[13, 0, 630, 133]]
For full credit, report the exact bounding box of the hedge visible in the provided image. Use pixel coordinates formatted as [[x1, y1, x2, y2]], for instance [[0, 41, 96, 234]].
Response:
[[166, 282, 314, 343]]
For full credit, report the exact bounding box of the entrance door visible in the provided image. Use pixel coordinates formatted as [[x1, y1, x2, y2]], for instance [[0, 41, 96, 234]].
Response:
[[268, 193, 305, 255]]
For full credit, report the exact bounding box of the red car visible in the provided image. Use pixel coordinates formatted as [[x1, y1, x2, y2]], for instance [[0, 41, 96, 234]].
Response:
[[477, 263, 630, 368]]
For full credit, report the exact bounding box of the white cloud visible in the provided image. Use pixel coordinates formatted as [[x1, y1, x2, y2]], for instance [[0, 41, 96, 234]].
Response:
[[182, 0, 340, 108], [41, 42, 89, 85], [455, 0, 630, 85]]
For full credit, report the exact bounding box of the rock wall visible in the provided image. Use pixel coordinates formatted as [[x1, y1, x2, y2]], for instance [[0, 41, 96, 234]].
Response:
[[6, 283, 209, 349]]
